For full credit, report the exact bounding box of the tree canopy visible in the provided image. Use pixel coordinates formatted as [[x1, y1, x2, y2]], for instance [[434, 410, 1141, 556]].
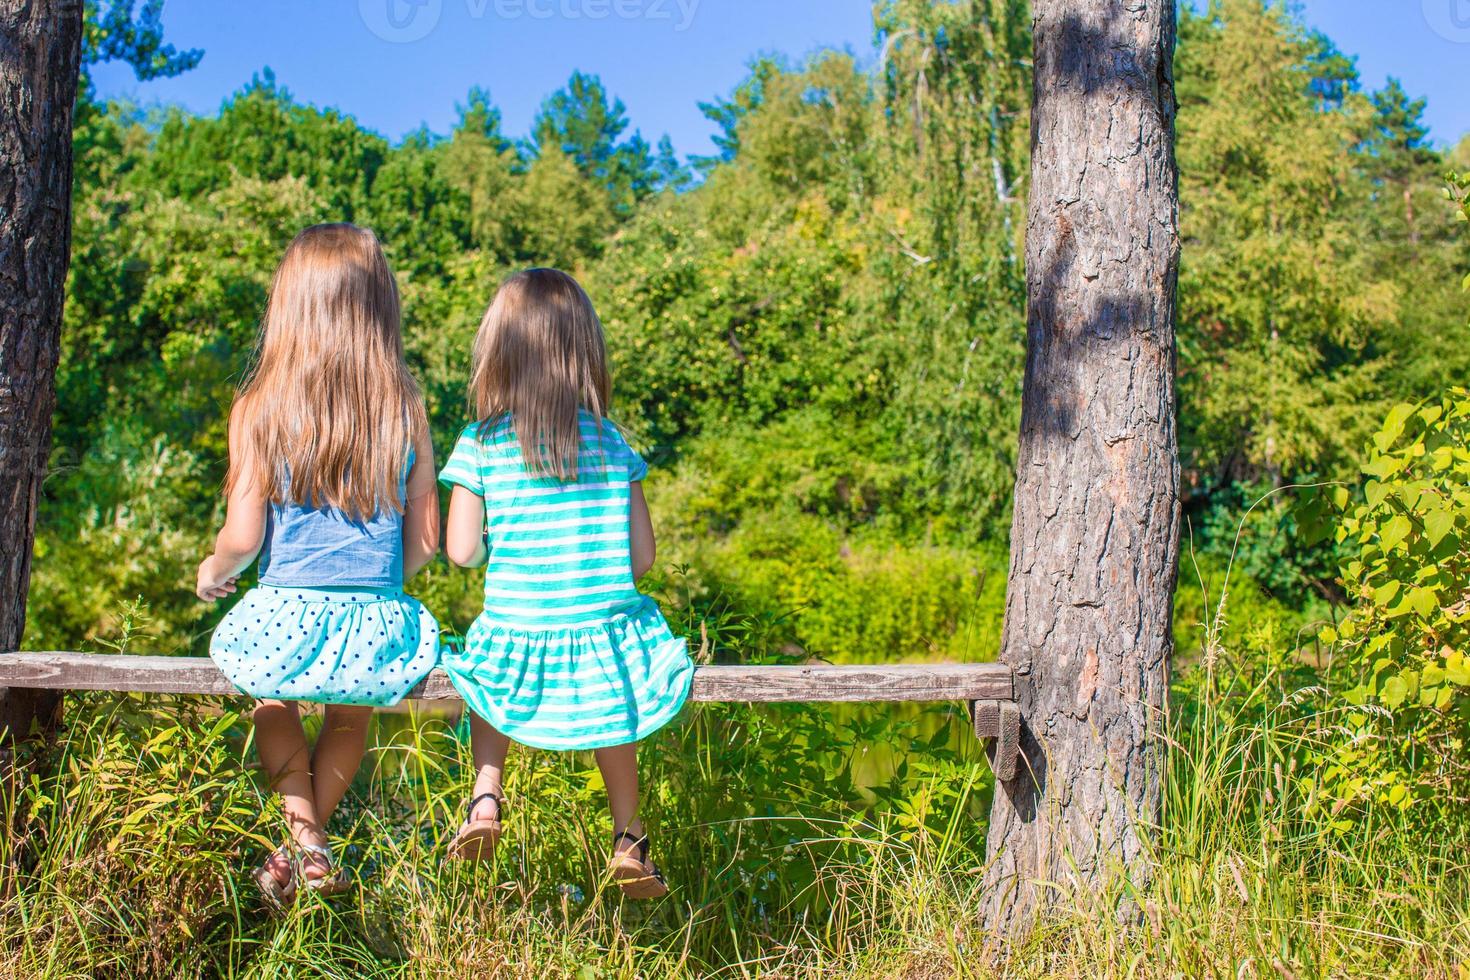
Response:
[[27, 0, 1470, 657]]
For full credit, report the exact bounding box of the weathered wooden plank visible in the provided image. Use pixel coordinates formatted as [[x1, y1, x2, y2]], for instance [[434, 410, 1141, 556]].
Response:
[[688, 663, 1012, 702], [0, 653, 1013, 703]]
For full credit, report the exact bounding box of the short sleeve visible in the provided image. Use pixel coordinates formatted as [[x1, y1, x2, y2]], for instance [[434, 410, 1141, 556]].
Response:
[[623, 434, 648, 482], [439, 425, 484, 494]]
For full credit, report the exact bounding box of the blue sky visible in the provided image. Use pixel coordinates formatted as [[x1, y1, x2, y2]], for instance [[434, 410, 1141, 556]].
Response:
[[91, 1, 1469, 158]]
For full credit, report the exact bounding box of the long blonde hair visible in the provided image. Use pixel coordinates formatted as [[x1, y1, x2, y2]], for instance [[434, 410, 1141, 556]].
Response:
[[469, 268, 611, 481], [227, 223, 426, 519]]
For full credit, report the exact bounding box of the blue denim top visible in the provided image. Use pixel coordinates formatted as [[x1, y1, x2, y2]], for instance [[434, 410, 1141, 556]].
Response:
[[257, 450, 412, 589]]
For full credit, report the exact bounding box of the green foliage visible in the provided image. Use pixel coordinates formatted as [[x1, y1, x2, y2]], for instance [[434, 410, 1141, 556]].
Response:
[[693, 57, 778, 172], [30, 0, 1470, 658], [1194, 481, 1343, 603], [1176, 0, 1399, 487], [142, 72, 387, 219], [82, 0, 202, 80], [28, 424, 212, 652], [594, 195, 869, 448], [1451, 134, 1470, 171], [1172, 553, 1322, 668], [1449, 166, 1470, 310], [5, 600, 1469, 976], [1315, 392, 1470, 818], [638, 413, 1010, 665], [362, 128, 473, 278], [14, 4, 1470, 972], [60, 168, 328, 461], [533, 70, 675, 212], [652, 513, 1006, 666]]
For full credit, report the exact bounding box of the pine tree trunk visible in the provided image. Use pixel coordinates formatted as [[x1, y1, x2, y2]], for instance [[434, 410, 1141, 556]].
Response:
[[980, 0, 1180, 937], [0, 0, 84, 752]]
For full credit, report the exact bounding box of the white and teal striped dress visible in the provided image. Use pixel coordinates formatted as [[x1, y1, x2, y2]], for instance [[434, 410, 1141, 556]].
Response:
[[438, 411, 694, 750]]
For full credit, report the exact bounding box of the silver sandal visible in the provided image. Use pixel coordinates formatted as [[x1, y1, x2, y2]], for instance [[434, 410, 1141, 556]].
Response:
[[253, 845, 298, 911], [253, 841, 350, 910], [298, 841, 351, 896]]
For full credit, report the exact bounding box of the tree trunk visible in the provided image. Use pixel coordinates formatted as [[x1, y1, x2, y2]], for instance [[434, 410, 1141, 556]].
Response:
[[0, 0, 84, 752], [980, 0, 1180, 938]]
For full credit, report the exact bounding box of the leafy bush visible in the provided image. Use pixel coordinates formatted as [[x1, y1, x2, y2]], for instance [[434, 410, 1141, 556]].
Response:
[[650, 507, 1005, 665], [28, 422, 215, 653], [1317, 390, 1470, 817], [1172, 553, 1322, 669], [1193, 479, 1344, 606], [1450, 167, 1470, 320]]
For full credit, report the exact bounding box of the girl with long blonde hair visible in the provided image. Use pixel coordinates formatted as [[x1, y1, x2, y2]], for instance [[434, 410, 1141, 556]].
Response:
[[197, 223, 441, 907], [439, 268, 693, 898]]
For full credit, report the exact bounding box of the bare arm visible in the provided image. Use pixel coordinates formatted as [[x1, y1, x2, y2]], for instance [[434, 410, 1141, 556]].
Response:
[[445, 484, 488, 567], [197, 406, 268, 601], [402, 424, 441, 580], [629, 482, 655, 580]]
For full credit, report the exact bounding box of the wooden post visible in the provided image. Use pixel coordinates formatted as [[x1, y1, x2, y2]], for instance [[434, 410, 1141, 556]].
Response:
[[972, 699, 1021, 782], [980, 0, 1181, 936], [0, 0, 85, 757]]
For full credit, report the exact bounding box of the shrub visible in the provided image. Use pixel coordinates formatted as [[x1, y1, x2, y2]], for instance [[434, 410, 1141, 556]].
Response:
[[652, 508, 1005, 665], [28, 421, 214, 653], [1317, 390, 1470, 819]]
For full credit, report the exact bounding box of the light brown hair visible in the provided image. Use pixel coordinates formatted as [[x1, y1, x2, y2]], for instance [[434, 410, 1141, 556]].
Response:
[[226, 223, 426, 519], [469, 268, 611, 481]]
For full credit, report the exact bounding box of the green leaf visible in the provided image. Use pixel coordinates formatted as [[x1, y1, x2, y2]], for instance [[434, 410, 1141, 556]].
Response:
[[1405, 585, 1438, 618], [1379, 403, 1417, 448], [1364, 456, 1402, 481], [1423, 507, 1455, 548], [1380, 514, 1412, 551], [1380, 674, 1409, 708], [1371, 580, 1400, 606], [1445, 651, 1469, 686]]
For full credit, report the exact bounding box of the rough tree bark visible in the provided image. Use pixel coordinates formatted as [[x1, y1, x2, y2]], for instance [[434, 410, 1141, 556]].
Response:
[[0, 0, 84, 752], [980, 0, 1180, 936]]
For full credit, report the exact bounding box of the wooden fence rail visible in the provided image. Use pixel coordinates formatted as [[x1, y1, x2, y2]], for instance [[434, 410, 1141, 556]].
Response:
[[0, 653, 1022, 777]]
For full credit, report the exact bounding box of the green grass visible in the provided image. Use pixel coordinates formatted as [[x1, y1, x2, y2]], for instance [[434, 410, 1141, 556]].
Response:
[[3, 676, 1466, 978], [1, 601, 1467, 977]]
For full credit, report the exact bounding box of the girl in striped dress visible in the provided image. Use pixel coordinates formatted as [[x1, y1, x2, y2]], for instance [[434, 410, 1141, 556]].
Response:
[[439, 268, 693, 898]]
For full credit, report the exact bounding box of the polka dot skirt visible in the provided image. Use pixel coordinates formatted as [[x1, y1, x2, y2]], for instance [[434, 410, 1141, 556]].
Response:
[[210, 585, 440, 706]]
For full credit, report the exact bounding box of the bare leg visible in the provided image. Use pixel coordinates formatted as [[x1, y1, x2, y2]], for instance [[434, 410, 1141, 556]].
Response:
[[595, 740, 644, 848], [312, 704, 373, 826], [253, 700, 329, 884], [466, 711, 511, 824], [597, 740, 666, 896]]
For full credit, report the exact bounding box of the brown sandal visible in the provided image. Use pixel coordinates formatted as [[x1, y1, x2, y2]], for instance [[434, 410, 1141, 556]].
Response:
[[607, 830, 668, 899], [448, 791, 504, 861]]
